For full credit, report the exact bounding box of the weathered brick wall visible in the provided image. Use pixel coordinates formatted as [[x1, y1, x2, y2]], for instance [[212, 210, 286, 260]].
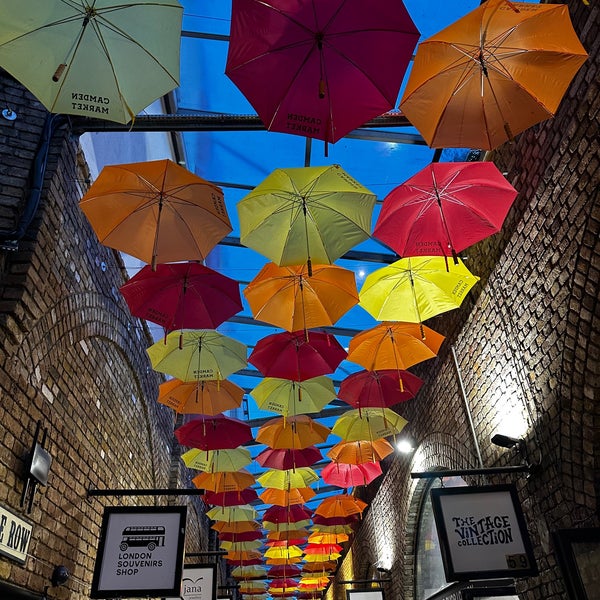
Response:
[[0, 73, 210, 599], [332, 2, 599, 600]]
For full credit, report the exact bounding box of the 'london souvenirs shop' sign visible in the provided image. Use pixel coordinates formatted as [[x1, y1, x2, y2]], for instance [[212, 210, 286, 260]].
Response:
[[91, 506, 186, 598], [431, 484, 538, 581]]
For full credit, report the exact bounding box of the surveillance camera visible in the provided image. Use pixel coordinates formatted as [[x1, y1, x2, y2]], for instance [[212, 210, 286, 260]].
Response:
[[51, 565, 70, 587]]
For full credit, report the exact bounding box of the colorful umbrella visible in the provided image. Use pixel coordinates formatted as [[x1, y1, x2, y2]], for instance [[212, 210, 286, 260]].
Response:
[[220, 540, 264, 552], [304, 544, 343, 555], [265, 546, 303, 560], [218, 530, 264, 542], [0, 1, 182, 124], [225, 550, 263, 562], [238, 165, 376, 273], [159, 378, 244, 416], [267, 529, 311, 542], [263, 520, 312, 532], [267, 558, 303, 566], [320, 461, 382, 488], [251, 376, 336, 417], [228, 558, 264, 566], [256, 416, 331, 450], [248, 330, 347, 381], [399, 0, 588, 150], [120, 262, 242, 331], [337, 369, 424, 410], [315, 495, 367, 518], [231, 565, 268, 579], [259, 487, 316, 506], [147, 329, 247, 382], [303, 552, 341, 562], [359, 256, 480, 324], [181, 447, 252, 472], [255, 447, 323, 470], [192, 469, 255, 492], [312, 514, 359, 526], [257, 468, 319, 491], [225, 0, 419, 144], [310, 523, 355, 535], [331, 408, 408, 442], [244, 263, 359, 332], [263, 504, 313, 524], [174, 415, 253, 450], [206, 504, 258, 522], [327, 439, 394, 465], [347, 322, 445, 371], [267, 538, 308, 548], [212, 520, 262, 534], [268, 565, 303, 578], [301, 561, 338, 573], [373, 162, 519, 260], [269, 579, 299, 591], [80, 159, 231, 267], [307, 532, 349, 545], [203, 489, 259, 507]]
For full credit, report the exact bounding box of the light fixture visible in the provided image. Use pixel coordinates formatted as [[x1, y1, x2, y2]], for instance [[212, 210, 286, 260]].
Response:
[[396, 438, 414, 454], [491, 433, 522, 449]]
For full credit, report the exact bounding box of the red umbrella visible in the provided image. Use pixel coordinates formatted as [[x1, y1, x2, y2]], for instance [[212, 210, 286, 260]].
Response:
[[267, 539, 307, 548], [255, 446, 322, 470], [248, 330, 346, 381], [263, 505, 313, 524], [312, 514, 359, 526], [304, 544, 343, 555], [373, 162, 518, 261], [218, 530, 264, 542], [270, 579, 299, 589], [227, 558, 264, 566], [267, 529, 311, 542], [337, 369, 423, 410], [174, 414, 252, 450], [268, 565, 302, 578], [120, 262, 242, 331], [226, 0, 419, 145], [204, 489, 259, 506], [320, 461, 382, 488]]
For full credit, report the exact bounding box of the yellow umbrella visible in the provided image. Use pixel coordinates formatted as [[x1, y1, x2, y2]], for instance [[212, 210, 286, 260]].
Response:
[[264, 545, 304, 559], [206, 505, 258, 522], [257, 467, 319, 490], [308, 532, 349, 544], [220, 540, 263, 551], [181, 447, 252, 472], [303, 552, 341, 562], [331, 408, 408, 442], [231, 566, 268, 579]]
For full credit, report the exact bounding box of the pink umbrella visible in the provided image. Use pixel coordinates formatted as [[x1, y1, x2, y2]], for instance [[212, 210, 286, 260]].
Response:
[[226, 0, 420, 144], [263, 505, 313, 524], [268, 565, 302, 578], [320, 461, 383, 488], [255, 446, 322, 470], [174, 414, 252, 450], [203, 489, 259, 506]]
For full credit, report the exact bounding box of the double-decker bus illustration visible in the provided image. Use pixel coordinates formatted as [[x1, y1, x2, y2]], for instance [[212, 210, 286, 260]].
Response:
[[120, 525, 166, 551]]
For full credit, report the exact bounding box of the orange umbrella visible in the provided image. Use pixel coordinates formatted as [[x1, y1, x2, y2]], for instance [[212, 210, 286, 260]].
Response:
[[79, 159, 232, 268], [244, 263, 358, 332], [256, 415, 331, 450], [211, 520, 262, 534], [267, 529, 311, 541], [225, 550, 263, 562], [266, 557, 304, 565], [327, 439, 395, 465], [158, 378, 244, 415], [259, 487, 316, 506], [308, 532, 349, 544], [192, 469, 255, 492], [399, 0, 588, 150], [315, 495, 368, 518], [347, 322, 445, 371], [302, 561, 338, 573]]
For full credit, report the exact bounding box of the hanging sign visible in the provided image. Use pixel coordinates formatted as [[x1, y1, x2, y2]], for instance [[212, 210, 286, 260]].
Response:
[[0, 505, 33, 564], [90, 506, 186, 598], [431, 483, 538, 581], [166, 563, 216, 600]]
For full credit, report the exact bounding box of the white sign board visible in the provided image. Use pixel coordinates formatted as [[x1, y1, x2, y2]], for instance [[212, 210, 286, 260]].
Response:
[[91, 506, 186, 598], [0, 505, 33, 563], [166, 564, 216, 600]]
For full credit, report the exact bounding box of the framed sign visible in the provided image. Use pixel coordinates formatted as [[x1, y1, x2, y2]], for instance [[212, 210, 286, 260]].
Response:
[[552, 528, 600, 600], [346, 590, 385, 600], [431, 484, 537, 581], [91, 506, 186, 598], [166, 564, 217, 600]]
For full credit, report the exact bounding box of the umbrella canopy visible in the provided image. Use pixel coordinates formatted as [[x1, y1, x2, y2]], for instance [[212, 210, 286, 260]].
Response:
[[315, 495, 368, 518], [337, 369, 424, 410], [301, 561, 338, 573], [226, 0, 419, 144], [238, 165, 375, 273], [220, 540, 264, 552], [205, 488, 260, 506], [331, 407, 408, 442], [312, 514, 359, 526], [327, 439, 395, 465], [80, 160, 231, 267], [263, 520, 312, 532], [192, 469, 255, 492], [307, 532, 349, 544], [244, 263, 359, 332], [158, 378, 244, 416], [255, 447, 323, 470], [251, 376, 336, 418], [212, 520, 262, 534], [206, 504, 258, 522], [310, 523, 355, 535], [147, 329, 247, 382], [181, 447, 252, 472], [231, 566, 268, 579], [263, 504, 313, 524], [257, 468, 319, 491], [256, 416, 331, 450], [264, 546, 303, 560], [259, 487, 316, 506], [226, 550, 263, 562], [120, 262, 242, 331], [0, 0, 182, 124], [359, 257, 480, 324], [270, 578, 299, 590], [174, 415, 253, 450], [373, 162, 519, 260], [267, 529, 311, 542], [347, 322, 445, 371], [218, 530, 264, 542], [304, 544, 343, 555], [321, 461, 383, 488], [268, 565, 303, 578], [248, 330, 347, 381], [399, 0, 588, 150], [267, 538, 307, 547]]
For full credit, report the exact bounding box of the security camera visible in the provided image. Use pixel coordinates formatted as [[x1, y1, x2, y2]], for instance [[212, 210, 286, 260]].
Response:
[[51, 565, 70, 587]]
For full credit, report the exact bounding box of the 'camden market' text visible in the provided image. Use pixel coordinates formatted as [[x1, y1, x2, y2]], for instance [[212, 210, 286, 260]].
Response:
[[452, 515, 513, 547], [71, 93, 110, 114]]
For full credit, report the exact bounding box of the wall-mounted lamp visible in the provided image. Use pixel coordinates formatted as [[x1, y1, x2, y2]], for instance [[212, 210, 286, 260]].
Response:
[[396, 437, 415, 454], [491, 433, 522, 450], [21, 420, 52, 513]]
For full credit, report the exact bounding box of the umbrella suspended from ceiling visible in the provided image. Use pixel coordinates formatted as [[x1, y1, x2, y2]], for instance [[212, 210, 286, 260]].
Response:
[[158, 378, 244, 416]]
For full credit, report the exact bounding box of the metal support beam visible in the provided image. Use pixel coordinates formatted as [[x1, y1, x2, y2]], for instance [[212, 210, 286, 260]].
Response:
[[410, 465, 532, 479], [87, 488, 205, 497], [338, 580, 390, 585]]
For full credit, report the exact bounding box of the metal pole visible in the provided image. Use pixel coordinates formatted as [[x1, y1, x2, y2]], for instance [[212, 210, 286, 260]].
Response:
[[87, 488, 205, 497], [451, 345, 484, 468]]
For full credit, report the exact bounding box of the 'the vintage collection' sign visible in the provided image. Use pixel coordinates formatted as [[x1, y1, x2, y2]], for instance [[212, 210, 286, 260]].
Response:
[[431, 484, 538, 581], [0, 505, 33, 563]]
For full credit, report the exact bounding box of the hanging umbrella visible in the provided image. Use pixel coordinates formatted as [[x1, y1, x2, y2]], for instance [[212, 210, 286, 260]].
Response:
[[206, 505, 258, 522], [315, 495, 367, 518], [265, 546, 303, 560], [268, 565, 303, 578], [251, 376, 336, 418], [267, 529, 311, 542], [301, 561, 338, 573], [259, 487, 316, 506], [238, 165, 376, 274], [303, 552, 342, 563], [263, 505, 313, 524], [267, 538, 307, 548], [244, 263, 358, 332], [347, 322, 445, 371], [147, 329, 247, 382], [255, 447, 323, 470], [228, 558, 264, 566], [181, 447, 252, 472], [0, 1, 183, 124], [204, 489, 259, 506], [248, 330, 346, 381], [257, 468, 319, 491], [337, 369, 424, 411], [220, 540, 264, 552], [310, 523, 355, 535], [120, 262, 242, 331], [320, 461, 382, 488], [218, 530, 264, 542], [304, 544, 343, 555], [359, 257, 480, 324], [212, 520, 262, 534], [327, 439, 395, 465], [80, 160, 231, 267], [174, 415, 253, 450], [399, 0, 588, 150], [267, 558, 303, 566], [263, 520, 312, 532], [192, 469, 255, 492], [159, 378, 244, 416], [312, 514, 359, 526], [231, 565, 268, 579], [225, 550, 263, 562], [307, 532, 349, 545], [331, 408, 408, 442], [373, 162, 518, 261], [226, 0, 419, 144], [256, 416, 331, 450]]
